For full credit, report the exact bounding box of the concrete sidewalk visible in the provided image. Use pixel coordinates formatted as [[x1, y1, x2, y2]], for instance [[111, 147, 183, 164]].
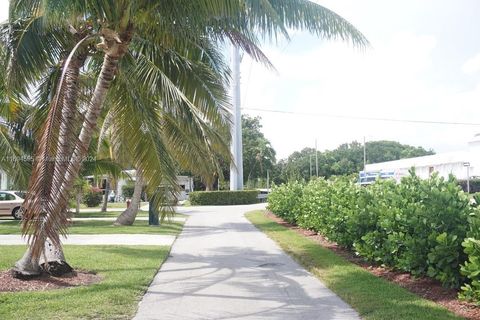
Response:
[[0, 216, 186, 223], [0, 234, 175, 246], [70, 216, 186, 222], [134, 204, 359, 320]]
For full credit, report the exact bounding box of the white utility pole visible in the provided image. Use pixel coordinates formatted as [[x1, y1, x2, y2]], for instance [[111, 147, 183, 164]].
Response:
[[363, 136, 367, 171], [315, 139, 319, 177], [464, 162, 471, 193], [230, 45, 244, 190], [266, 170, 270, 190], [309, 154, 312, 179]]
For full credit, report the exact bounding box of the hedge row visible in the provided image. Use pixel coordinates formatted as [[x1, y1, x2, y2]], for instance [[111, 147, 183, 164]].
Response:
[[267, 172, 480, 302], [189, 190, 259, 205]]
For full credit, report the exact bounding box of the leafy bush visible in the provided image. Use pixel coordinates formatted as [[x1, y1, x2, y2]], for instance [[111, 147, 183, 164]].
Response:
[[460, 209, 480, 302], [295, 178, 329, 231], [268, 171, 473, 290], [122, 181, 135, 198], [83, 190, 103, 207], [189, 190, 259, 205], [458, 179, 480, 193], [460, 237, 480, 302], [266, 181, 304, 223]]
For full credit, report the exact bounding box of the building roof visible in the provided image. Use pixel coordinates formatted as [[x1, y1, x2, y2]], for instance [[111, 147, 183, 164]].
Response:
[[365, 150, 473, 171]]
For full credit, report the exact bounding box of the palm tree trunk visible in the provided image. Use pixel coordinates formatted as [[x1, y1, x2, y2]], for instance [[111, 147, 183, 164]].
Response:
[[76, 192, 82, 215], [13, 248, 40, 279], [114, 171, 143, 225], [13, 239, 72, 278], [15, 26, 134, 277], [53, 25, 134, 214], [101, 178, 109, 212], [205, 181, 214, 191], [55, 50, 87, 181]]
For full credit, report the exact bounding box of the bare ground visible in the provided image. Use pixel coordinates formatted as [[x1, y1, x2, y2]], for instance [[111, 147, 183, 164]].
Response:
[[0, 269, 102, 292]]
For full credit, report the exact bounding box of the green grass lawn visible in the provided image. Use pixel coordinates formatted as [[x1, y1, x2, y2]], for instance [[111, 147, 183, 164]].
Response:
[[0, 245, 169, 320], [0, 219, 184, 235], [72, 210, 149, 218], [246, 210, 463, 320], [75, 201, 149, 210]]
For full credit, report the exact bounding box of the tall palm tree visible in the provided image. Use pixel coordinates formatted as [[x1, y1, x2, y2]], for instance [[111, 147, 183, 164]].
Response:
[[5, 0, 367, 277]]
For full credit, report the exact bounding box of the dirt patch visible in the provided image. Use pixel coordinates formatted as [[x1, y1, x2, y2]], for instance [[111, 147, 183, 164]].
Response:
[[0, 270, 102, 292], [265, 211, 480, 320]]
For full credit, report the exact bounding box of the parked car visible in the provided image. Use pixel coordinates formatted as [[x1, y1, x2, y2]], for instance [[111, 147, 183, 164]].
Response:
[[0, 191, 25, 220], [257, 188, 271, 202]]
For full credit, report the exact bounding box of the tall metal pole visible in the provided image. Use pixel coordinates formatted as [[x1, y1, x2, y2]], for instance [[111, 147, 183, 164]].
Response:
[[315, 139, 318, 177], [266, 170, 270, 190], [309, 154, 312, 179], [467, 165, 471, 193], [363, 136, 367, 171], [230, 45, 244, 190]]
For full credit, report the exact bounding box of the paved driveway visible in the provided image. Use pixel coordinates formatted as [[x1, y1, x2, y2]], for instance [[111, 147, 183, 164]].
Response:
[[134, 203, 359, 320]]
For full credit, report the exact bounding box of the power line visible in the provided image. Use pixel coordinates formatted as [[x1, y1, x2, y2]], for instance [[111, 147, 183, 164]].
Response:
[[242, 107, 480, 127]]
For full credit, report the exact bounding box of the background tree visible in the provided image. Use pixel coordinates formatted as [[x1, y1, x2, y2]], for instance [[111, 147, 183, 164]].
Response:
[[365, 140, 434, 163], [276, 148, 315, 183], [242, 115, 276, 188], [277, 140, 434, 182]]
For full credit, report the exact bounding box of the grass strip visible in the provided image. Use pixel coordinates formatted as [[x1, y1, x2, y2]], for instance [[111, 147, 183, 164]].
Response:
[[0, 245, 169, 320], [71, 210, 148, 218], [75, 202, 149, 210], [245, 210, 463, 320]]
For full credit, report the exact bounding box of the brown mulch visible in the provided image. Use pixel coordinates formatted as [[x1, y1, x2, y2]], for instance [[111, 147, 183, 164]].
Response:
[[265, 211, 480, 320], [0, 270, 102, 292]]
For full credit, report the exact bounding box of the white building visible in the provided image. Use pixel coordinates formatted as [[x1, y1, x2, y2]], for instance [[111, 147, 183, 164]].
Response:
[[113, 170, 194, 201], [0, 169, 9, 190], [365, 135, 480, 181]]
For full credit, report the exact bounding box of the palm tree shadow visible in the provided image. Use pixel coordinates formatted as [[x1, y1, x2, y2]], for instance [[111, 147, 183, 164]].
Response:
[[137, 246, 359, 320]]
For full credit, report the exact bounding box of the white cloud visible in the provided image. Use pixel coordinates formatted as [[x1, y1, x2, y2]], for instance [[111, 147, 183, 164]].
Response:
[[0, 0, 8, 22], [462, 53, 480, 74], [241, 31, 480, 159]]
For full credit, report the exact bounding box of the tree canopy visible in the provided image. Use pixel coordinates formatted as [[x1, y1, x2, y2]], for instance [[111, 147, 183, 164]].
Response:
[[276, 140, 434, 183], [242, 115, 276, 186]]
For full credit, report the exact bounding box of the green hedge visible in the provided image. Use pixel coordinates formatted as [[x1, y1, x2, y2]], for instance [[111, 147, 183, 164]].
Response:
[[83, 191, 103, 207], [268, 172, 480, 303], [189, 190, 259, 205], [266, 181, 303, 224], [122, 182, 135, 198]]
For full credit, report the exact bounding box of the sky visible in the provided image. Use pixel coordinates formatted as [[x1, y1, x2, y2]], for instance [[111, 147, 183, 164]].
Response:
[[240, 0, 480, 159], [2, 1, 480, 159]]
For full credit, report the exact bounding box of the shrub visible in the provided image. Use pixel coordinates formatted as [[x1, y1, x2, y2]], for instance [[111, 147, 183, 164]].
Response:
[[458, 179, 480, 193], [268, 171, 473, 289], [266, 182, 304, 223], [460, 208, 480, 302], [122, 181, 135, 198], [189, 190, 259, 205], [460, 237, 480, 302], [295, 178, 329, 231], [83, 190, 103, 207]]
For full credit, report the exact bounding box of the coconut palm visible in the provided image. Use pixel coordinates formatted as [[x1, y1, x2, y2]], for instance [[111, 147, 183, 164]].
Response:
[[4, 0, 367, 277]]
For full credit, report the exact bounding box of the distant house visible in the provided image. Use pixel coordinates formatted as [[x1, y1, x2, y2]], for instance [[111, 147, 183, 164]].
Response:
[[87, 170, 194, 202], [365, 135, 480, 181], [0, 167, 193, 200], [0, 169, 9, 190]]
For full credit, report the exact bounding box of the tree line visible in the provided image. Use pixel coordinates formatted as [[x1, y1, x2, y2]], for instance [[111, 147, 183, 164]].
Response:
[[202, 115, 434, 188]]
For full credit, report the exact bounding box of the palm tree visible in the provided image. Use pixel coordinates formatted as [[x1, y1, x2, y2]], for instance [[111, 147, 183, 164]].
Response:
[[5, 0, 368, 277]]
